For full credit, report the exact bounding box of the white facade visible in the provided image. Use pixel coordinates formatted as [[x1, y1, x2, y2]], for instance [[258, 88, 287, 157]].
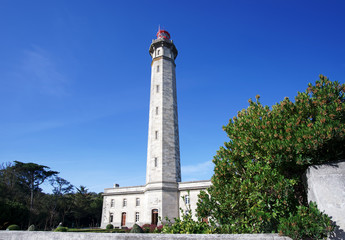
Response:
[[101, 31, 211, 228]]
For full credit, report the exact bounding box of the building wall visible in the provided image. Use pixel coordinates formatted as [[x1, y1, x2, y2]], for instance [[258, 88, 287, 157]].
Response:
[[305, 160, 345, 237], [178, 180, 212, 221], [101, 186, 145, 228], [101, 180, 211, 228]]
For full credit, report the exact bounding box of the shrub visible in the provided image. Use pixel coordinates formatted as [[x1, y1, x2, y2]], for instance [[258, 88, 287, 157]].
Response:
[[6, 224, 20, 230], [154, 225, 163, 233], [278, 202, 334, 240], [197, 76, 344, 233], [130, 224, 144, 233], [54, 226, 68, 232], [106, 224, 114, 229], [27, 224, 35, 231], [162, 197, 211, 234], [141, 224, 158, 233]]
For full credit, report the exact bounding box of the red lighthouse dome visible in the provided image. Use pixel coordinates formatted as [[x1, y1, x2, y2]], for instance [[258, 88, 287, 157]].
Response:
[[157, 30, 171, 40]]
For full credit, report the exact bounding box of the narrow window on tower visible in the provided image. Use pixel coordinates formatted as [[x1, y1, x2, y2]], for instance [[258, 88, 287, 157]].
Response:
[[157, 49, 160, 55], [157, 65, 160, 72], [156, 85, 159, 93], [156, 107, 159, 115], [155, 131, 158, 139], [154, 157, 157, 167]]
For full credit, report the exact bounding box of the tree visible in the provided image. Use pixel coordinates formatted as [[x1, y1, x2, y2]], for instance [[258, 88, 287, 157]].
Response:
[[12, 161, 58, 211], [197, 75, 344, 233]]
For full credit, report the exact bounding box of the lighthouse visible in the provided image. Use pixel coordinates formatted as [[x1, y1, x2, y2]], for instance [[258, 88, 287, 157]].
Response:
[[101, 30, 211, 229], [144, 29, 181, 223]]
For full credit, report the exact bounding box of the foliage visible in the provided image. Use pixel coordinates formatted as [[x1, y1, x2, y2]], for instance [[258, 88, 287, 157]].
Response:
[[154, 225, 163, 233], [27, 224, 35, 231], [54, 226, 68, 232], [162, 195, 211, 234], [0, 161, 102, 230], [67, 228, 125, 233], [141, 224, 163, 233], [130, 223, 144, 233], [0, 199, 29, 230], [197, 75, 344, 233], [278, 202, 334, 240], [106, 224, 114, 229], [12, 161, 58, 211], [7, 224, 20, 230]]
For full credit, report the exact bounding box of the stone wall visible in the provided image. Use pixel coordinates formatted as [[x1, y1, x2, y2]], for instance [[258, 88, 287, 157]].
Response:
[[0, 231, 292, 240], [304, 160, 345, 239]]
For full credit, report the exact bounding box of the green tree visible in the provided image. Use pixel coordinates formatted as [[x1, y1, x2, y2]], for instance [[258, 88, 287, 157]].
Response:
[[197, 75, 344, 234], [13, 161, 58, 210]]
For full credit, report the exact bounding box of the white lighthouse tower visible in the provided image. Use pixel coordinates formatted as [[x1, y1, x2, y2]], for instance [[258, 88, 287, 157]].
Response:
[[144, 29, 181, 224], [146, 30, 180, 185]]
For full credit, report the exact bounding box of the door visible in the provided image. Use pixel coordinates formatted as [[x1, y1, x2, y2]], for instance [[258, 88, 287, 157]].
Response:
[[121, 212, 126, 226], [151, 209, 158, 225]]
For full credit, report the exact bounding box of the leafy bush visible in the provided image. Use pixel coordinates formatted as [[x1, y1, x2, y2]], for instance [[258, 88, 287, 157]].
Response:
[[154, 225, 163, 233], [27, 224, 35, 231], [54, 226, 68, 232], [6, 224, 20, 230], [162, 196, 211, 234], [129, 224, 144, 233], [106, 224, 114, 229], [67, 228, 125, 233], [197, 75, 344, 233], [141, 224, 157, 233], [278, 202, 334, 240]]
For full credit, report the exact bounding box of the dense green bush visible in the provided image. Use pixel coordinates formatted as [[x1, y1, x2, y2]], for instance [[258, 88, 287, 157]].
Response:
[[106, 223, 114, 229], [161, 215, 210, 234], [6, 224, 20, 230], [197, 75, 343, 234], [54, 226, 68, 232], [278, 202, 334, 240], [130, 224, 144, 233], [162, 196, 211, 234]]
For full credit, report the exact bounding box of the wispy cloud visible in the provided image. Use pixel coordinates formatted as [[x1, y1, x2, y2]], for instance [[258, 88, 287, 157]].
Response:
[[182, 160, 214, 181], [18, 46, 68, 96]]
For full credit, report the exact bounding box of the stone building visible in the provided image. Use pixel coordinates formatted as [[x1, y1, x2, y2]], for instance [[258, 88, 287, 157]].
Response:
[[101, 30, 211, 228]]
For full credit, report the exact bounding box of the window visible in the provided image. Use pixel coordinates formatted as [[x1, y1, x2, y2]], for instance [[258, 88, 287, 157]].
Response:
[[155, 131, 158, 139], [156, 85, 159, 93], [185, 195, 190, 205], [135, 212, 140, 222], [154, 157, 157, 167], [123, 198, 127, 207], [109, 213, 113, 223], [157, 65, 160, 72], [157, 49, 160, 55], [136, 198, 140, 206], [110, 199, 114, 208], [156, 107, 159, 115]]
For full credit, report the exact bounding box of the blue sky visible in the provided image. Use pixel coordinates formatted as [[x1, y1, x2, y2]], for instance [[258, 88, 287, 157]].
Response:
[[0, 0, 344, 193]]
